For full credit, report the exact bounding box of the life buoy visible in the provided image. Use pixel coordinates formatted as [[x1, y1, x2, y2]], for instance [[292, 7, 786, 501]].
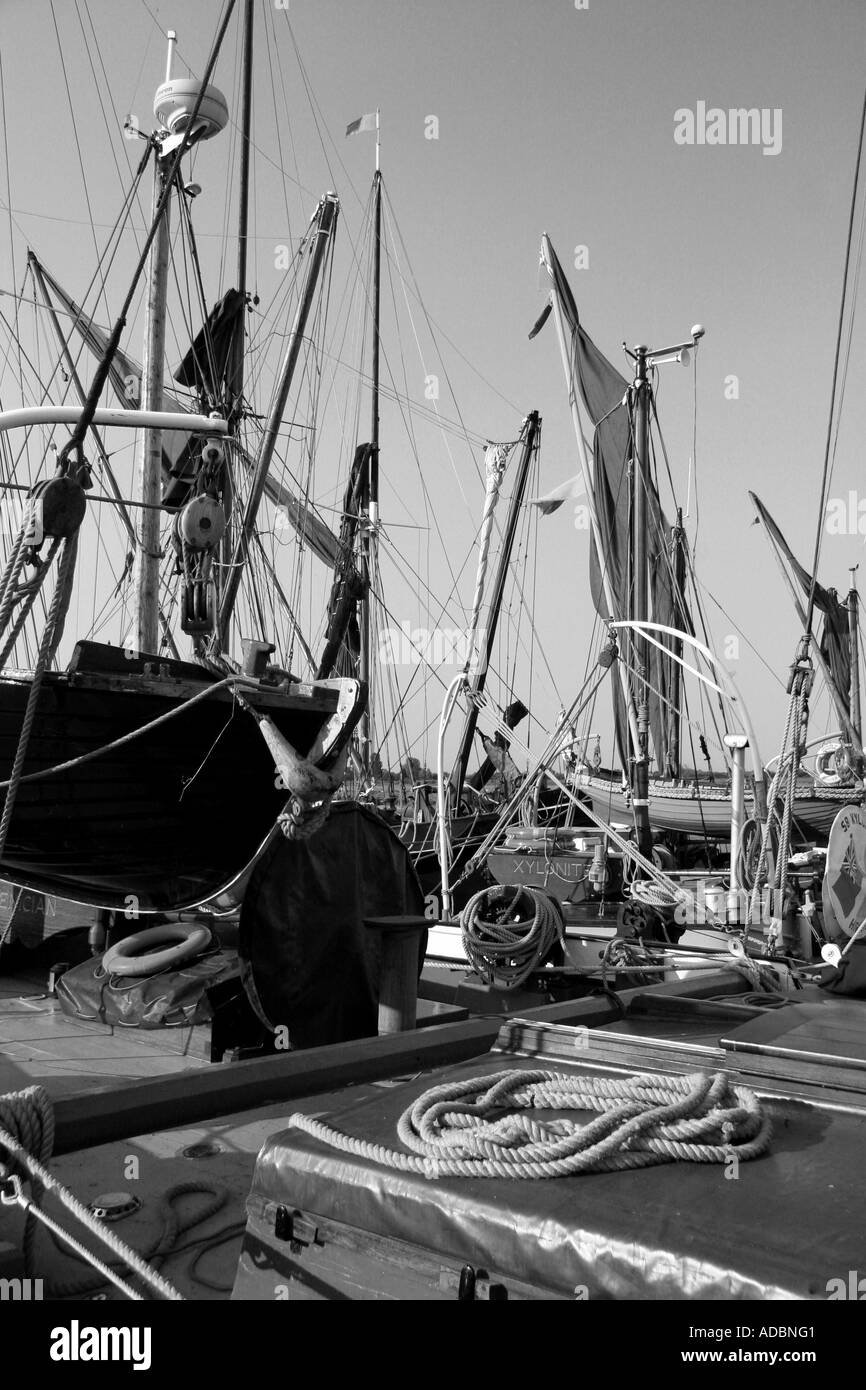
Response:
[[815, 740, 852, 788], [102, 923, 211, 978]]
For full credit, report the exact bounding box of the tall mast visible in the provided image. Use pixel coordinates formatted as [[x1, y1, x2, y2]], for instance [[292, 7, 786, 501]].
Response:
[[219, 0, 254, 654], [849, 566, 861, 741], [630, 345, 654, 859], [229, 0, 253, 409], [132, 36, 174, 655], [219, 193, 339, 634], [451, 412, 539, 798], [359, 147, 382, 780], [668, 507, 686, 779]]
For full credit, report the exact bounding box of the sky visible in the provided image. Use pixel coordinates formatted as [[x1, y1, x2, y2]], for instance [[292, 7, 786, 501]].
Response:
[[1, 0, 865, 778]]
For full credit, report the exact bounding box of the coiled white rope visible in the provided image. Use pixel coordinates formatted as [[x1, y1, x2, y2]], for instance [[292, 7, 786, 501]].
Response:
[[290, 1067, 771, 1180], [629, 880, 682, 910], [459, 885, 565, 991]]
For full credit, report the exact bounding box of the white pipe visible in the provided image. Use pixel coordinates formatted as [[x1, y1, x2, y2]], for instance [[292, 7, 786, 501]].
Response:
[[436, 673, 464, 920], [0, 407, 228, 436], [725, 733, 749, 898], [165, 30, 177, 85]]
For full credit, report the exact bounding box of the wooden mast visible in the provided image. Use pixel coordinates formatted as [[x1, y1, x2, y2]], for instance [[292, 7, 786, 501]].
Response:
[[219, 193, 339, 635], [849, 566, 861, 742], [668, 507, 686, 779], [131, 34, 174, 657], [219, 0, 255, 655], [359, 122, 382, 782], [630, 344, 654, 860], [451, 412, 540, 799]]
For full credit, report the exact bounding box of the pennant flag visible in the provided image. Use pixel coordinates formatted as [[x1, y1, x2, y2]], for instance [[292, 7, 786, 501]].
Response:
[[346, 113, 377, 137], [530, 472, 586, 515], [528, 302, 552, 340]]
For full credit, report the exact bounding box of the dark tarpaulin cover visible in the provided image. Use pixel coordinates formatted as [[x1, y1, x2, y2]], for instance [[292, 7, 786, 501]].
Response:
[[55, 944, 238, 1028], [239, 801, 426, 1048], [545, 242, 684, 775], [750, 491, 851, 708]]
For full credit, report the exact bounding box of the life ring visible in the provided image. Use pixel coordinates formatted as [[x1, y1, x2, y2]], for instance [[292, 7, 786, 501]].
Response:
[[102, 923, 212, 978], [815, 740, 852, 788]]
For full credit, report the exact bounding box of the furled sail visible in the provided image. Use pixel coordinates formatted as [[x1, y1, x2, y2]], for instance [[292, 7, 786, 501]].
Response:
[[174, 287, 245, 400], [32, 254, 339, 567], [317, 442, 370, 677], [542, 241, 688, 776]]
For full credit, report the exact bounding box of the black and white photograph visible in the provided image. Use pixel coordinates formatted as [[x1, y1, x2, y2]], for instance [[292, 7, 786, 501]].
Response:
[[0, 0, 863, 1355]]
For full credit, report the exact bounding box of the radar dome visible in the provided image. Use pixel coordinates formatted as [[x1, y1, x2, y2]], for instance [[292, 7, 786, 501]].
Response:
[[154, 79, 228, 142]]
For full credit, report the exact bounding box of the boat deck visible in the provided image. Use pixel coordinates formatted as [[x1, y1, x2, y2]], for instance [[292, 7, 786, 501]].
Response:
[[3, 941, 866, 1301]]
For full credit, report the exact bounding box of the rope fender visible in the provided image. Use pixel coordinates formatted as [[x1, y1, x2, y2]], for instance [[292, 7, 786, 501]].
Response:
[[289, 1066, 771, 1180]]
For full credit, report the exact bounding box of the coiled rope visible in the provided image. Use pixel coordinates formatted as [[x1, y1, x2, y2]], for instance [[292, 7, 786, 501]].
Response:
[[629, 880, 681, 910], [289, 1067, 771, 1180], [459, 885, 565, 990]]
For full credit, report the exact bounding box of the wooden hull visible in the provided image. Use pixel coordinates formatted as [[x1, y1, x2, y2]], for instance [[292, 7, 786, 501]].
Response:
[[0, 645, 361, 913], [578, 771, 847, 839]]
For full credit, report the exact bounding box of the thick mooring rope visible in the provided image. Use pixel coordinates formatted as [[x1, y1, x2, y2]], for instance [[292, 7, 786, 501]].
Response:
[[0, 1086, 183, 1300], [459, 885, 565, 991], [290, 1068, 771, 1180]]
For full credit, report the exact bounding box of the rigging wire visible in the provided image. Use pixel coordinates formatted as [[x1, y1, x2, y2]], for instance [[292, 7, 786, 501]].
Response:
[[805, 87, 866, 637]]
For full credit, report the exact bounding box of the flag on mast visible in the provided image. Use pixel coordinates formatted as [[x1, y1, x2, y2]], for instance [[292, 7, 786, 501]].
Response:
[[346, 113, 377, 136]]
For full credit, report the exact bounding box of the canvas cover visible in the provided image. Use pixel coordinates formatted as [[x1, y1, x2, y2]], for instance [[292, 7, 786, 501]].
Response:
[[234, 1049, 866, 1301], [55, 943, 238, 1028], [239, 802, 426, 1048]]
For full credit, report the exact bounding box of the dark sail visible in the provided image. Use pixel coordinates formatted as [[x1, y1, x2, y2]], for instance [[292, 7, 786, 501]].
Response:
[[544, 241, 686, 776], [174, 287, 245, 399], [750, 492, 851, 706]]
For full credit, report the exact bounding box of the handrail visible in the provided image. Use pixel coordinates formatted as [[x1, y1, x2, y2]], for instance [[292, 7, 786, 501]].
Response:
[[0, 407, 227, 436]]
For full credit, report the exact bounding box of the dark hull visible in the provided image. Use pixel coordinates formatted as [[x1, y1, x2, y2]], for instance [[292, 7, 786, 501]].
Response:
[[0, 645, 359, 913]]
